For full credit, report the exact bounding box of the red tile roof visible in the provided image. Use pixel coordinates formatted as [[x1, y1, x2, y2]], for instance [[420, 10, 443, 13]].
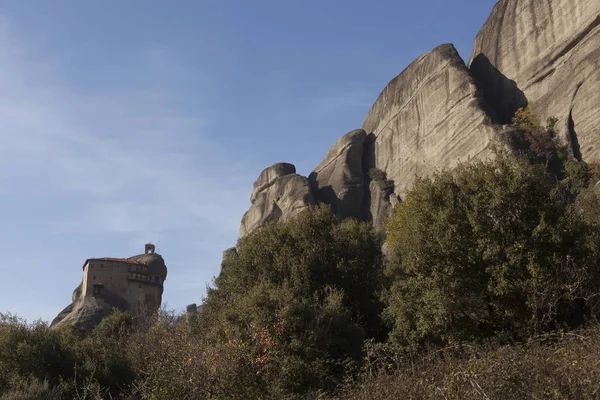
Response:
[[82, 257, 146, 270]]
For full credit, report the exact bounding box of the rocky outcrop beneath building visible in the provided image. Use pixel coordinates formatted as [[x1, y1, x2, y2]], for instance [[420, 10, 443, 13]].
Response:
[[51, 293, 129, 332], [51, 278, 129, 332], [240, 163, 315, 237], [469, 0, 600, 162], [51, 253, 168, 332]]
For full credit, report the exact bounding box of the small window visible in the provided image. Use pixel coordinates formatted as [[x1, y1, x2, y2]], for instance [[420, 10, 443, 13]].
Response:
[[93, 276, 96, 280], [138, 284, 141, 288]]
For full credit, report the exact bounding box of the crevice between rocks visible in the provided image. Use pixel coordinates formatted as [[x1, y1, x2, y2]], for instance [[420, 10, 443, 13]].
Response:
[[568, 82, 584, 161], [568, 110, 582, 162], [360, 133, 377, 223]]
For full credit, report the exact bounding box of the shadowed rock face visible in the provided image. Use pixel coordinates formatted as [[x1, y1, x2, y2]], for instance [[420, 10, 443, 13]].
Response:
[[240, 163, 315, 237], [362, 44, 500, 229], [238, 45, 505, 236], [51, 293, 129, 332], [309, 129, 367, 219], [470, 0, 600, 162], [363, 44, 498, 197], [234, 1, 600, 239]]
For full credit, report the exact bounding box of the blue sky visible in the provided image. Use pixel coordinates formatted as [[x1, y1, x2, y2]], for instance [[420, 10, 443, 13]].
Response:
[[0, 0, 497, 322]]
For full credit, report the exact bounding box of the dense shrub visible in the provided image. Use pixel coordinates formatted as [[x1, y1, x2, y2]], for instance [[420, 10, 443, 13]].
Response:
[[506, 107, 566, 171], [0, 314, 75, 395], [0, 379, 61, 400], [2, 150, 600, 399], [72, 310, 135, 395], [564, 159, 591, 191], [200, 205, 384, 397], [383, 153, 600, 349], [369, 168, 395, 195], [332, 327, 600, 400], [0, 310, 137, 399]]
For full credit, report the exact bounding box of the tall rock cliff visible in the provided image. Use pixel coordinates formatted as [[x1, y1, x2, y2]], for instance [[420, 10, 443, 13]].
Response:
[[309, 129, 368, 220], [361, 44, 502, 229], [234, 0, 600, 239], [469, 0, 600, 162]]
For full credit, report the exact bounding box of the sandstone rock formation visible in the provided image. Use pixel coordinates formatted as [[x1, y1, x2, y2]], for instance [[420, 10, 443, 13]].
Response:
[[51, 289, 129, 332], [309, 129, 367, 219], [240, 163, 315, 237], [469, 0, 600, 162], [239, 45, 506, 235], [363, 44, 498, 197], [361, 44, 502, 229], [234, 0, 600, 238]]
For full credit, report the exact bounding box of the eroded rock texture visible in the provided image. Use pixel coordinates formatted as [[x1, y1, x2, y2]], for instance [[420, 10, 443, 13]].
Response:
[[470, 0, 600, 162], [240, 163, 315, 237], [235, 0, 600, 238], [52, 279, 130, 332], [309, 129, 367, 219], [362, 44, 499, 229]]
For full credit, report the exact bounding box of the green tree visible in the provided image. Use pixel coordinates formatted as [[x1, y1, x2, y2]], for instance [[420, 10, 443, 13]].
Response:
[[383, 153, 599, 349], [200, 205, 384, 397], [0, 314, 75, 394]]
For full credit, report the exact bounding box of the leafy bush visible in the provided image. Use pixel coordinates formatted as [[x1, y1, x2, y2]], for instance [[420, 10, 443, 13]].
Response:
[[332, 327, 600, 400], [383, 153, 600, 349], [369, 168, 395, 195], [2, 149, 600, 399], [0, 313, 76, 395], [507, 107, 565, 168], [71, 310, 135, 395], [512, 106, 538, 132], [546, 116, 559, 133], [369, 168, 387, 182], [0, 379, 61, 400], [200, 205, 384, 397], [126, 311, 222, 400], [564, 159, 591, 191]]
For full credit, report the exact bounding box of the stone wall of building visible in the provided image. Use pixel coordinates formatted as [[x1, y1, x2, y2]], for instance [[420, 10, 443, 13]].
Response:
[[51, 246, 168, 331]]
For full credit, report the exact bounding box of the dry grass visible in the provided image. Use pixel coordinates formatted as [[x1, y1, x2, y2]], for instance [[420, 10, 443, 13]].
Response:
[[333, 328, 600, 400]]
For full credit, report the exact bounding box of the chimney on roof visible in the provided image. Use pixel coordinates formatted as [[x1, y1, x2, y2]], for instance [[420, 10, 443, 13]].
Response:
[[145, 243, 155, 255]]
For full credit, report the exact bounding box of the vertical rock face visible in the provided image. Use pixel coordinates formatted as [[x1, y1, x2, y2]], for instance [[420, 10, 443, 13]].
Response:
[[362, 44, 500, 229], [234, 1, 600, 239], [363, 44, 498, 197], [240, 163, 315, 237], [309, 129, 367, 219], [238, 44, 507, 236], [469, 0, 600, 162]]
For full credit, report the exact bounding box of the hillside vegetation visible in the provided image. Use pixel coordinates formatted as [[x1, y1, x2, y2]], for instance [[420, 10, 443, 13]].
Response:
[[2, 118, 600, 399]]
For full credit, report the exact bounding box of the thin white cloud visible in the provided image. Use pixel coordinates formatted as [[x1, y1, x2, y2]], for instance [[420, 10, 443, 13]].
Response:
[[0, 17, 253, 319], [0, 18, 253, 239]]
